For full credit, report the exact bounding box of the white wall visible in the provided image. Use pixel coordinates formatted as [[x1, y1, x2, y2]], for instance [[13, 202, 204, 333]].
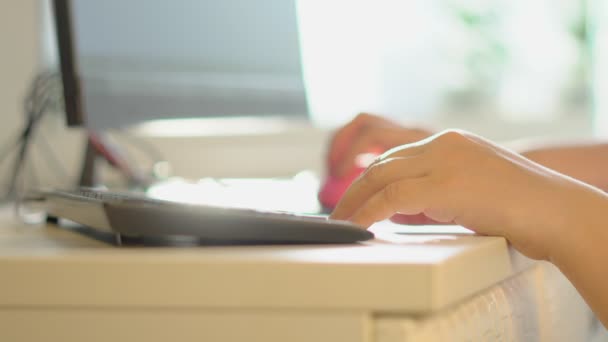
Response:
[[0, 1, 40, 191], [0, 1, 39, 139]]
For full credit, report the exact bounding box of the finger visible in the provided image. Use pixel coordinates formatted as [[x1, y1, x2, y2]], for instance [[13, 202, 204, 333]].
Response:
[[328, 113, 394, 172], [330, 156, 429, 220], [373, 133, 436, 164], [350, 178, 431, 228], [332, 126, 418, 178]]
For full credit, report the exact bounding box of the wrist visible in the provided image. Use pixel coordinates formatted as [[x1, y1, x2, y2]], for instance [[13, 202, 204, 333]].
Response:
[[547, 183, 608, 266]]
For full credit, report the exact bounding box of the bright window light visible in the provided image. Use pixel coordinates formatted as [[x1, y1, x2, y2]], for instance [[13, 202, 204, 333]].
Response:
[[297, 0, 590, 127]]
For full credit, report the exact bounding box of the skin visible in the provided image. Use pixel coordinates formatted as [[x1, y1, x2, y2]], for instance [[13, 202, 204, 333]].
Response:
[[521, 143, 608, 191], [328, 114, 431, 178], [329, 113, 608, 191], [328, 113, 608, 327]]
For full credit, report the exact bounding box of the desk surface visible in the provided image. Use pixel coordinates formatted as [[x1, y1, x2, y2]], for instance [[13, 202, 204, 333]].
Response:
[[0, 207, 529, 314]]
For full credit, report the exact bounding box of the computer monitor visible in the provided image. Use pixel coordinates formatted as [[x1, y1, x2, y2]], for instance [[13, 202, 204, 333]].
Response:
[[50, 0, 307, 186], [52, 0, 85, 126], [50, 0, 306, 130]]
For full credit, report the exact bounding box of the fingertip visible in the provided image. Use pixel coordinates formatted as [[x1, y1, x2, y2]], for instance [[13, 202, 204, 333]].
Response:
[[349, 211, 380, 229], [328, 211, 346, 221], [348, 200, 386, 228], [328, 203, 344, 220], [329, 200, 354, 222]]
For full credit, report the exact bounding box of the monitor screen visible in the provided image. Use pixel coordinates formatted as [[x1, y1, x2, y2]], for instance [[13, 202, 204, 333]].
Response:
[[51, 0, 307, 130]]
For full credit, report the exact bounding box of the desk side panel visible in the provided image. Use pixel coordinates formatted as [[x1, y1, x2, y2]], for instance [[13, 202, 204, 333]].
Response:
[[0, 259, 432, 312], [0, 308, 372, 342], [433, 237, 512, 310], [374, 264, 593, 342]]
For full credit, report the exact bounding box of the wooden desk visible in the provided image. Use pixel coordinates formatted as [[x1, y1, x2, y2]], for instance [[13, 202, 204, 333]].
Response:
[[0, 208, 592, 341]]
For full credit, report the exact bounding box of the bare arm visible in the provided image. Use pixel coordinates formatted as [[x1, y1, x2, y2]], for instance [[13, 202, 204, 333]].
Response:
[[521, 142, 608, 191], [550, 186, 608, 326], [522, 142, 608, 325], [330, 130, 608, 328]]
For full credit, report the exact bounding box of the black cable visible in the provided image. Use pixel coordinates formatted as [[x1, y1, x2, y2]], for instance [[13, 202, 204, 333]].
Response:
[[2, 72, 56, 201], [6, 100, 49, 198], [0, 73, 60, 170], [32, 72, 70, 184], [2, 71, 68, 220]]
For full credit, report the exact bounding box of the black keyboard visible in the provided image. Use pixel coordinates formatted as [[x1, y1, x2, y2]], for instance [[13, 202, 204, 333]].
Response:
[[42, 188, 373, 245]]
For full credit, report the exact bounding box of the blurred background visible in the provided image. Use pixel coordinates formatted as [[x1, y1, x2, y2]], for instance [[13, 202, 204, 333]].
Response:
[[300, 0, 593, 128], [1, 0, 608, 190]]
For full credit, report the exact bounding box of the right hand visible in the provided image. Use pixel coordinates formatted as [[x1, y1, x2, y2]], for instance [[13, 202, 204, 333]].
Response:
[[330, 129, 606, 260], [327, 113, 433, 178], [321, 113, 435, 222]]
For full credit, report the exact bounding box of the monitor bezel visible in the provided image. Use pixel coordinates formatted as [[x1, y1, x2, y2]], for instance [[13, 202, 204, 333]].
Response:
[[53, 0, 85, 127]]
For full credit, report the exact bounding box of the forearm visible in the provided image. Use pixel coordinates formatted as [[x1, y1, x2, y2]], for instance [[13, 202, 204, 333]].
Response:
[[549, 186, 608, 327], [520, 142, 608, 191]]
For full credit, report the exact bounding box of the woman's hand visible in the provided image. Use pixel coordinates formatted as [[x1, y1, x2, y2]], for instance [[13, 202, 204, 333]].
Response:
[[330, 128, 608, 327], [327, 113, 433, 178], [330, 129, 603, 261]]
